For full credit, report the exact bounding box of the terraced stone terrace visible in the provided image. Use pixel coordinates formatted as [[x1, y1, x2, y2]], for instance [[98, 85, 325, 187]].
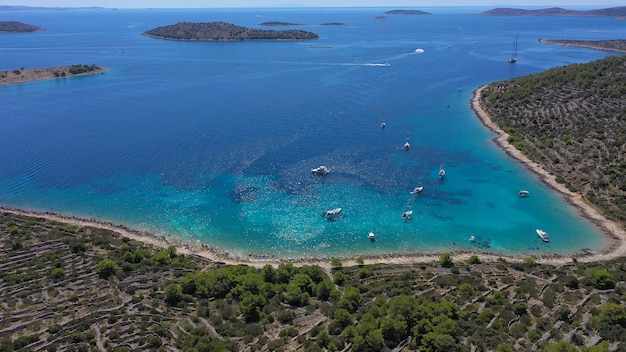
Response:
[[2, 210, 626, 351]]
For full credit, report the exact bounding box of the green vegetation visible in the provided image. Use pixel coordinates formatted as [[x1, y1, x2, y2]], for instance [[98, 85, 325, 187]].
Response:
[[479, 55, 626, 222], [3, 211, 626, 351], [67, 64, 99, 75], [143, 21, 319, 41]]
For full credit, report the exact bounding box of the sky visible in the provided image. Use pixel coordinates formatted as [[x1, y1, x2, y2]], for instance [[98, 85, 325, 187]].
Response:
[[4, 1, 624, 8]]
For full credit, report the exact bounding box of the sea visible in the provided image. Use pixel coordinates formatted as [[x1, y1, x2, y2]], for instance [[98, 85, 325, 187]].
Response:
[[1, 7, 624, 259]]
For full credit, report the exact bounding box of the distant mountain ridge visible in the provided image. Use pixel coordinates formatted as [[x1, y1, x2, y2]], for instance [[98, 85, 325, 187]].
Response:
[[0, 5, 108, 11], [479, 6, 626, 17]]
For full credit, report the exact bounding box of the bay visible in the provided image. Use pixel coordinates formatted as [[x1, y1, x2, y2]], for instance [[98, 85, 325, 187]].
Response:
[[1, 7, 624, 258]]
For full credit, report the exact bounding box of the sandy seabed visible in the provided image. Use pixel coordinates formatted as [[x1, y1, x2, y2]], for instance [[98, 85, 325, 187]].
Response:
[[2, 85, 625, 269]]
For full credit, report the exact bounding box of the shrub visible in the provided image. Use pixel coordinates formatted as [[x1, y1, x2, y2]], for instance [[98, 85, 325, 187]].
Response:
[[467, 255, 481, 264], [439, 253, 454, 268], [277, 309, 296, 324], [97, 259, 119, 279]]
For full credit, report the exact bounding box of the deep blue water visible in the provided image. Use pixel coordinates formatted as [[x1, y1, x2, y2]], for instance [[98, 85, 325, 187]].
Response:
[[1, 7, 624, 258]]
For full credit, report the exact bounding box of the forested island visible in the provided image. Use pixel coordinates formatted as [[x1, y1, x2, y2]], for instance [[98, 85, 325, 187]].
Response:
[[540, 39, 626, 53], [0, 64, 107, 86], [0, 21, 41, 32], [478, 55, 626, 224], [142, 21, 319, 41], [479, 6, 626, 17], [2, 209, 626, 352]]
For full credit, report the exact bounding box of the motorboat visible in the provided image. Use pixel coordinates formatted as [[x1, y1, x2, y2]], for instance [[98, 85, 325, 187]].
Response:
[[469, 235, 475, 242], [410, 186, 424, 194], [438, 167, 446, 178], [401, 210, 413, 219], [311, 165, 330, 175], [536, 229, 549, 242], [380, 122, 386, 128], [403, 142, 410, 150], [415, 48, 425, 53], [324, 208, 342, 218], [368, 232, 376, 241], [518, 190, 530, 197]]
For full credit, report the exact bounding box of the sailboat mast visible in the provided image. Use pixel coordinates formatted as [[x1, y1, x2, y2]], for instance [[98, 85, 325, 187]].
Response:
[[508, 35, 518, 63]]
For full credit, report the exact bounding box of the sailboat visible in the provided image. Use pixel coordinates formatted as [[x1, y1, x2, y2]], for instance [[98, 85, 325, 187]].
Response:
[[508, 35, 518, 63]]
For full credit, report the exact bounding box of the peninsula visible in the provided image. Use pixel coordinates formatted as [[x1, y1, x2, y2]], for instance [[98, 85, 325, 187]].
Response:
[[539, 38, 626, 53], [0, 20, 41, 32], [474, 55, 626, 234], [478, 6, 626, 17], [142, 21, 319, 41], [0, 64, 108, 86]]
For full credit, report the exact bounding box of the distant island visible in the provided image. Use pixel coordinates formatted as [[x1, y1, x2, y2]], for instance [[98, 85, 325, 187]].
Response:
[[0, 5, 108, 11], [540, 39, 626, 53], [142, 21, 319, 41], [258, 21, 345, 26], [478, 6, 626, 17], [0, 21, 42, 32], [0, 64, 108, 86], [384, 9, 431, 15]]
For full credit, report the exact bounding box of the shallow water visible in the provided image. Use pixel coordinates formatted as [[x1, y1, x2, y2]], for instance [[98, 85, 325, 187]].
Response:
[[1, 7, 624, 258]]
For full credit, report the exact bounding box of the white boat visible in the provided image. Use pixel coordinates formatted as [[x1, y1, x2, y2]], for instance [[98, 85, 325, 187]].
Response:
[[536, 229, 549, 242], [410, 186, 424, 194], [415, 48, 425, 53], [438, 167, 446, 178], [403, 142, 410, 150], [380, 122, 386, 128], [518, 190, 529, 197], [368, 232, 376, 241], [469, 235, 475, 242], [401, 210, 413, 219], [311, 165, 330, 175], [325, 208, 342, 218]]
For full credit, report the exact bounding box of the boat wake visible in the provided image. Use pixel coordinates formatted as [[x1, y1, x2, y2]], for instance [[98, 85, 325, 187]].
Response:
[[275, 61, 390, 67]]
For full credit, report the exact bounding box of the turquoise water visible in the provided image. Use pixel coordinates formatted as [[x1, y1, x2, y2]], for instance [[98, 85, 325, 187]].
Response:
[[0, 7, 623, 258]]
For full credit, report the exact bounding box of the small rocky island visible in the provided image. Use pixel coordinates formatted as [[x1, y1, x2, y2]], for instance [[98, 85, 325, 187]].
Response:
[[142, 21, 319, 41], [0, 21, 42, 32], [259, 21, 344, 26], [0, 64, 107, 86], [478, 6, 626, 17], [384, 9, 431, 15]]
